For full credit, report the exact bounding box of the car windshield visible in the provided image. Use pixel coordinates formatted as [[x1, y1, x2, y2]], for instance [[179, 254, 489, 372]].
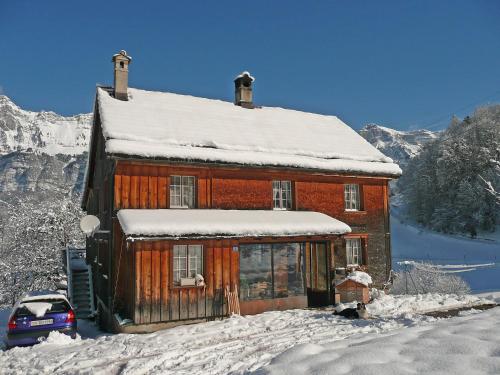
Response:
[[15, 299, 71, 317]]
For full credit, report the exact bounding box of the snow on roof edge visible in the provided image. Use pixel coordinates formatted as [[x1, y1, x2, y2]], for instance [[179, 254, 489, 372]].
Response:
[[117, 209, 352, 238], [106, 139, 402, 177]]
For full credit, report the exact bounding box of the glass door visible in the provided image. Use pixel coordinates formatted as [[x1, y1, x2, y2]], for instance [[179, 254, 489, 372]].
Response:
[[306, 242, 330, 306]]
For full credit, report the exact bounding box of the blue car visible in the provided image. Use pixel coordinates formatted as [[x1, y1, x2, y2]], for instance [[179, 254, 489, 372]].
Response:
[[5, 291, 77, 349]]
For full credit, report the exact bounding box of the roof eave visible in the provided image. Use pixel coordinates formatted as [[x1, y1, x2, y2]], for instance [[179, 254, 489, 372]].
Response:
[[122, 232, 347, 241], [107, 153, 401, 179]]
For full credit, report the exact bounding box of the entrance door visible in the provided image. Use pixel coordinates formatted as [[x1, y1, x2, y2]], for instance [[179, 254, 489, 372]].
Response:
[[306, 242, 330, 307]]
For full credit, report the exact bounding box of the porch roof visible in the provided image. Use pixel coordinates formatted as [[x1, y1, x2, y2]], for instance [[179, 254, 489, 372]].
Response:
[[117, 209, 351, 239]]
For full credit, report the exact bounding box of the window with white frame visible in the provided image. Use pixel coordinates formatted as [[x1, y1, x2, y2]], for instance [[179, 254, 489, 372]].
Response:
[[344, 184, 361, 211], [273, 180, 292, 210], [346, 238, 362, 265], [173, 245, 203, 285], [170, 176, 195, 208]]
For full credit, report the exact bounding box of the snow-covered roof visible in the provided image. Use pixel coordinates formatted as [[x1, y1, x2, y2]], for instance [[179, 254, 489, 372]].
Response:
[[117, 209, 351, 238], [337, 271, 373, 287], [97, 88, 401, 177]]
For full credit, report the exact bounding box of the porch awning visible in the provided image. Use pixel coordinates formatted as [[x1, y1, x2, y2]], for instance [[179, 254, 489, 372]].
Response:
[[117, 209, 351, 239]]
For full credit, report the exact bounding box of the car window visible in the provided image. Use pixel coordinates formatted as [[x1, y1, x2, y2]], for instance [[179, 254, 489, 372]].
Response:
[[15, 299, 70, 317]]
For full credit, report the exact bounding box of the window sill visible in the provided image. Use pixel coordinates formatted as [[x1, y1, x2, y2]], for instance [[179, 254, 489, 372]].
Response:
[[344, 210, 366, 214]]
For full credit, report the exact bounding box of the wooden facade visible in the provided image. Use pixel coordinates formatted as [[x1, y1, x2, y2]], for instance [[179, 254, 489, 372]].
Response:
[[111, 229, 341, 327], [84, 155, 392, 332]]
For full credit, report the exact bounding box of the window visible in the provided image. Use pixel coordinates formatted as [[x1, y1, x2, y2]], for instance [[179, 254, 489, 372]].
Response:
[[273, 243, 304, 298], [239, 244, 273, 300], [173, 245, 203, 285], [273, 180, 292, 210], [346, 238, 362, 266], [344, 184, 361, 211], [239, 243, 304, 301], [170, 176, 195, 208]]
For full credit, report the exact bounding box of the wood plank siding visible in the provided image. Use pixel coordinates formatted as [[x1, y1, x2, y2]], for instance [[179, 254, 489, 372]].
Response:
[[113, 161, 390, 286], [107, 160, 392, 328], [114, 161, 388, 219], [120, 237, 240, 325]]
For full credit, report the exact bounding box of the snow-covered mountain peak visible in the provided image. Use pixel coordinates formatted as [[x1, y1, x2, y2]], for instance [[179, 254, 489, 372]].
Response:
[[0, 95, 92, 156], [360, 123, 440, 167]]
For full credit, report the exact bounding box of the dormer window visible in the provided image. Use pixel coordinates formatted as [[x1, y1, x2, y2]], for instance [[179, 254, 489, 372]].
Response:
[[273, 180, 292, 210], [170, 176, 196, 208]]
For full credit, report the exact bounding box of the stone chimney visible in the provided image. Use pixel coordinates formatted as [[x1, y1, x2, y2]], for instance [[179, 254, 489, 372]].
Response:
[[234, 71, 254, 108], [112, 50, 132, 101]]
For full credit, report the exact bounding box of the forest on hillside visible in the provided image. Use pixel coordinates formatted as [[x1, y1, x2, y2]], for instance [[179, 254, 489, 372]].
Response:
[[400, 105, 500, 236]]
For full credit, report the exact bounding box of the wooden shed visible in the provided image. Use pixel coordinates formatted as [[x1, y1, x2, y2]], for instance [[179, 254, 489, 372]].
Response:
[[335, 279, 370, 304]]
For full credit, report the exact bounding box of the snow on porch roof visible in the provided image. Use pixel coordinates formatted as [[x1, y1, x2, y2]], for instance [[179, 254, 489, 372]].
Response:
[[117, 209, 351, 238], [97, 88, 401, 177]]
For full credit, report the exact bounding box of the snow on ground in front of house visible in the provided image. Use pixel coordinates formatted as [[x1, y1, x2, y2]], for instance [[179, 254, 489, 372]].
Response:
[[391, 214, 500, 292], [255, 306, 500, 375], [0, 292, 496, 375]]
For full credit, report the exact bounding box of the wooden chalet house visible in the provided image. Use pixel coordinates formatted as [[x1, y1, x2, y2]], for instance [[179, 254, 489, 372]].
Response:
[[82, 50, 401, 332]]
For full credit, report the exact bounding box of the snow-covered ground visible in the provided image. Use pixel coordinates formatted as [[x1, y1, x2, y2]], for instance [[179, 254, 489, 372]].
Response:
[[256, 303, 500, 375], [0, 292, 496, 374], [392, 214, 500, 292]]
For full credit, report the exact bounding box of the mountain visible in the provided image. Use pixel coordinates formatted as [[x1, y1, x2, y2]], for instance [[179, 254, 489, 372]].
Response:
[[0, 96, 91, 193], [0, 95, 92, 306], [359, 124, 440, 168], [0, 96, 91, 156]]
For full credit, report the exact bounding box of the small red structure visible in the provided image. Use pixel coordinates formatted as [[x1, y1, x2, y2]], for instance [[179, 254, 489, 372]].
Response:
[[335, 279, 370, 304]]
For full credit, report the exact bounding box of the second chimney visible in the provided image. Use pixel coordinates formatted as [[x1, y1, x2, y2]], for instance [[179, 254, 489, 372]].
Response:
[[112, 50, 132, 101], [234, 71, 254, 108]]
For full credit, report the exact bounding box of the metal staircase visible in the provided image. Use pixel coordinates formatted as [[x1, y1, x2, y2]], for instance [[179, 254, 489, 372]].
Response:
[[66, 247, 95, 319]]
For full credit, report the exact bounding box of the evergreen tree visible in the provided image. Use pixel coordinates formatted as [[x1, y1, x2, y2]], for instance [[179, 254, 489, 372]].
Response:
[[401, 105, 500, 235]]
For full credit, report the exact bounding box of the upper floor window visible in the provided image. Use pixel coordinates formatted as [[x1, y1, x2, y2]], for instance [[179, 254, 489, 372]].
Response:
[[344, 184, 360, 211], [346, 238, 362, 265], [170, 176, 195, 208], [273, 180, 292, 210], [173, 244, 203, 286]]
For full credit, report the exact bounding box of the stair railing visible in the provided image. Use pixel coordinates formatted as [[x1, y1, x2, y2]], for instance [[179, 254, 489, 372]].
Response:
[[66, 246, 73, 303]]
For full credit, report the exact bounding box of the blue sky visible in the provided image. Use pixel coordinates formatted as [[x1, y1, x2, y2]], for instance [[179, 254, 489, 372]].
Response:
[[1, 1, 499, 130]]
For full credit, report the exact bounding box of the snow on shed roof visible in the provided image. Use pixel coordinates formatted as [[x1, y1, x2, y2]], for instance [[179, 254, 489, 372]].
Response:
[[336, 271, 373, 287], [97, 88, 401, 177], [117, 209, 351, 238]]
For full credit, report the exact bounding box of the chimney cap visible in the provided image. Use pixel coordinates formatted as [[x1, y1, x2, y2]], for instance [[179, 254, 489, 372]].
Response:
[[112, 50, 132, 62], [234, 71, 255, 82]]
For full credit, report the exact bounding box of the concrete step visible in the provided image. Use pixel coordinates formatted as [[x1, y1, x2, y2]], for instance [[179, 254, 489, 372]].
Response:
[[72, 272, 89, 277], [73, 283, 90, 290], [73, 284, 90, 290], [73, 277, 89, 282]]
